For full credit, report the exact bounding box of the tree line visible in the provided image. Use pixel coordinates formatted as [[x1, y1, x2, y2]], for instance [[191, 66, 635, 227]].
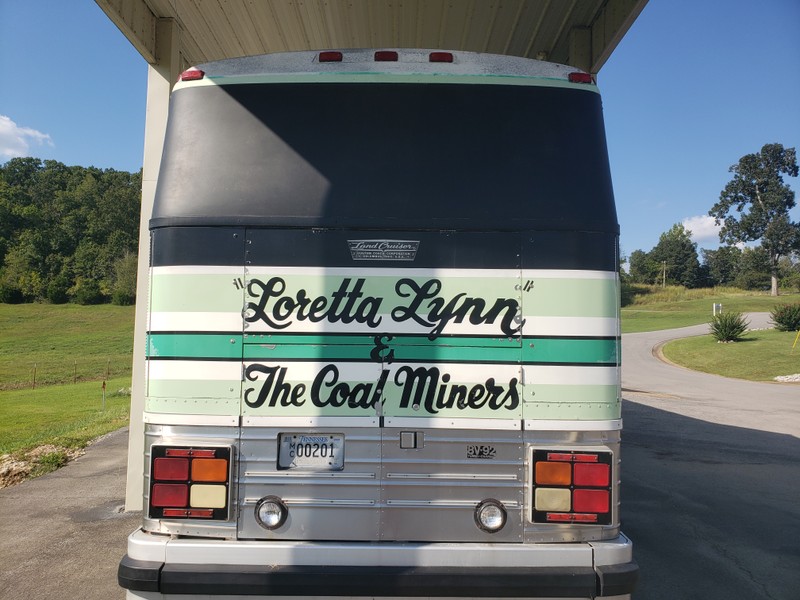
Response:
[[626, 144, 800, 295], [0, 157, 141, 304], [2, 145, 797, 304]]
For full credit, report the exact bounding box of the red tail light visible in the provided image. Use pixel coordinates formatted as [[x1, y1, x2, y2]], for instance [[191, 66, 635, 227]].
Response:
[[531, 450, 613, 525], [148, 446, 232, 520]]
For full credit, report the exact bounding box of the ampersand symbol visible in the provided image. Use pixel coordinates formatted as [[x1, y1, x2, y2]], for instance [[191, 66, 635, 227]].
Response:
[[370, 335, 395, 364]]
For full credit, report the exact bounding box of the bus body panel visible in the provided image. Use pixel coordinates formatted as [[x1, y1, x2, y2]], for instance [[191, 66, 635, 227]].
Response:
[[122, 49, 636, 598]]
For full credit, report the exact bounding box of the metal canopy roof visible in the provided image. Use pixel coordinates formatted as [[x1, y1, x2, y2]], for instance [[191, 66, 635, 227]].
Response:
[[97, 0, 647, 74]]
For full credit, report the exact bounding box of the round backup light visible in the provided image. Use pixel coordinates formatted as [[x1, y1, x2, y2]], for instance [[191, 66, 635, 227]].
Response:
[[255, 496, 288, 530], [475, 499, 507, 533]]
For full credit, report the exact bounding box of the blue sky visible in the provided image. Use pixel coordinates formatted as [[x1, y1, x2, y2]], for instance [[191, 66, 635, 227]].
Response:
[[1, 0, 798, 257]]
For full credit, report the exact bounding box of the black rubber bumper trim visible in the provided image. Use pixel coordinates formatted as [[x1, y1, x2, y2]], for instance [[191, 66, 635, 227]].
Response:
[[119, 556, 639, 597], [118, 555, 163, 592], [596, 561, 639, 597]]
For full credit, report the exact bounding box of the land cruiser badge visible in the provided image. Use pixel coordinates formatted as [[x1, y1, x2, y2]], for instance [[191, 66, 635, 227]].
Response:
[[348, 239, 419, 261]]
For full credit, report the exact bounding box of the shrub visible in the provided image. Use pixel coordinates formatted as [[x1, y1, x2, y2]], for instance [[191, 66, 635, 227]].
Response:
[[770, 303, 800, 332], [112, 288, 136, 306], [0, 281, 25, 304], [74, 279, 106, 305], [709, 311, 749, 342], [46, 275, 71, 304]]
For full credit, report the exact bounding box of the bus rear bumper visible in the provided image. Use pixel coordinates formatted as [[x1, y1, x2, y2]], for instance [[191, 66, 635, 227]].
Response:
[[120, 528, 637, 598]]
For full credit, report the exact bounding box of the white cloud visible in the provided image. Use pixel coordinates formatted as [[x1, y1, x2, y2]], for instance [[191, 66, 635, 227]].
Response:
[[0, 115, 54, 159], [682, 215, 721, 244]]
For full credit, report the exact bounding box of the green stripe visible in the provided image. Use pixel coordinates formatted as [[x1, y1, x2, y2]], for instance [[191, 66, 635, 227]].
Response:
[[150, 273, 243, 312], [151, 272, 615, 318], [521, 338, 618, 364], [148, 333, 618, 365], [523, 278, 617, 317], [148, 333, 242, 359]]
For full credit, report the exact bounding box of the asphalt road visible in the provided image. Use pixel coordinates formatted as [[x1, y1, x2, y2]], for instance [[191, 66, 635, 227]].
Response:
[[0, 313, 797, 599], [621, 313, 800, 599], [0, 428, 139, 600]]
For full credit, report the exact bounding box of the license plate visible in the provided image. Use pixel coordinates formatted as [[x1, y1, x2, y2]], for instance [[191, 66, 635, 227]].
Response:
[[278, 433, 344, 471]]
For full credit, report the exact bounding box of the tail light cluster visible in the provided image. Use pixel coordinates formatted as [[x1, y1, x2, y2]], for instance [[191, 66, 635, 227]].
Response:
[[148, 446, 232, 520], [531, 450, 613, 525]]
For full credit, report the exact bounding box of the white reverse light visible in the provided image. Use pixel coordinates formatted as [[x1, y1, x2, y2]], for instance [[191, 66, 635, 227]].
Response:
[[255, 496, 288, 530], [475, 499, 507, 533]]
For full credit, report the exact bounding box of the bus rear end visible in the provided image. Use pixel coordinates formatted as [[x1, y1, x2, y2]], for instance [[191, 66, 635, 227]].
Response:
[[120, 49, 637, 599]]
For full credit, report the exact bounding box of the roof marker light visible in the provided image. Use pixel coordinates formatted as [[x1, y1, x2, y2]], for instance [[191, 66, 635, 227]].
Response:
[[319, 51, 343, 63], [568, 72, 593, 84], [429, 52, 454, 63], [179, 68, 205, 82], [375, 50, 399, 62]]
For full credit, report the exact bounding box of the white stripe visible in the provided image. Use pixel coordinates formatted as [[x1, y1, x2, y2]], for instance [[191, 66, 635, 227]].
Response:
[[150, 312, 243, 331], [521, 269, 617, 280], [243, 416, 379, 428], [245, 266, 520, 278], [140, 414, 620, 431], [153, 265, 243, 276], [524, 419, 622, 431], [148, 360, 241, 380], [150, 265, 616, 280], [143, 412, 239, 426], [519, 316, 618, 336], [244, 266, 614, 279]]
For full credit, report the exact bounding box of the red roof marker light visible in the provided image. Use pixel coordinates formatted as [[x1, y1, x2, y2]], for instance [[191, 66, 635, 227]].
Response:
[[568, 72, 593, 84], [429, 52, 454, 63], [319, 51, 343, 63], [375, 51, 399, 62], [180, 68, 205, 82]]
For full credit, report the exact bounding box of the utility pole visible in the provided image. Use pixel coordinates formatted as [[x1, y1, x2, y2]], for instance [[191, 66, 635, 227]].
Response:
[[662, 261, 666, 288]]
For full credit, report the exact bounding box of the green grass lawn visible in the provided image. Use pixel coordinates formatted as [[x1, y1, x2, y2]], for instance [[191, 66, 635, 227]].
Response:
[[0, 303, 134, 390], [0, 376, 131, 454], [661, 329, 800, 381], [0, 304, 133, 480], [621, 287, 799, 333]]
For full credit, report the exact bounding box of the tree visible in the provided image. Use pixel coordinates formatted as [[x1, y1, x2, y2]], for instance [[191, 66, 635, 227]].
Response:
[[627, 249, 659, 284], [0, 158, 141, 303], [648, 223, 701, 288], [702, 246, 742, 286], [734, 246, 772, 290], [709, 143, 799, 296]]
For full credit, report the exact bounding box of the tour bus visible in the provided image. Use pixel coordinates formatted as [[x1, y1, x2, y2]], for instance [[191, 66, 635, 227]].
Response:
[[119, 49, 638, 599]]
